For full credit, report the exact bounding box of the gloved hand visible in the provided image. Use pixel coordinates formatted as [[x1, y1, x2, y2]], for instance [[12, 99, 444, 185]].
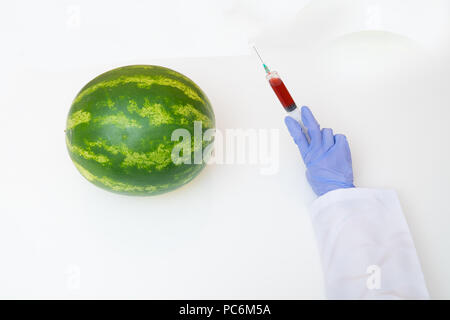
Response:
[[285, 106, 355, 196]]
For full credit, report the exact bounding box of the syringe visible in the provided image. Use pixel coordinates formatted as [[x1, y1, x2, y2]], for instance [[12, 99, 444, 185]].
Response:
[[253, 45, 310, 141]]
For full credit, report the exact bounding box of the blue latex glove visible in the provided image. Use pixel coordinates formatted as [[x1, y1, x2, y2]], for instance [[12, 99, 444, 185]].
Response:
[[285, 106, 355, 196]]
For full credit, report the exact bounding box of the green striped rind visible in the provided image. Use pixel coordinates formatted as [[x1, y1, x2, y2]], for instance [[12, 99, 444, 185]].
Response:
[[66, 65, 215, 196]]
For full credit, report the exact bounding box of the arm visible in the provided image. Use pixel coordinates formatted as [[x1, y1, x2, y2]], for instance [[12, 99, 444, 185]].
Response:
[[285, 107, 429, 299]]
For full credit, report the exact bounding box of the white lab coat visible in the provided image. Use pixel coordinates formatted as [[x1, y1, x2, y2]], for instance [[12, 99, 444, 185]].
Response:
[[309, 188, 429, 299]]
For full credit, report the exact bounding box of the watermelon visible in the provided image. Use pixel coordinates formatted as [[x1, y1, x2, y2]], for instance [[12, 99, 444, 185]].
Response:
[[65, 65, 215, 196]]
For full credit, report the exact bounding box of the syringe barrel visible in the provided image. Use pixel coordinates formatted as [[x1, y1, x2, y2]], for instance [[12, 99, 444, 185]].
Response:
[[266, 71, 296, 112]]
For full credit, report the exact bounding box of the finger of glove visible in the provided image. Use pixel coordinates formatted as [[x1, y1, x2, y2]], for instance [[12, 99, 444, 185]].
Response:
[[334, 134, 348, 146], [333, 134, 351, 158], [333, 134, 354, 185], [321, 128, 334, 151], [301, 106, 321, 148], [285, 116, 309, 159]]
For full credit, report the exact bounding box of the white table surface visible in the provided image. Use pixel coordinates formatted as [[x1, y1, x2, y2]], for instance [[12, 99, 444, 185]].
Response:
[[1, 0, 449, 299]]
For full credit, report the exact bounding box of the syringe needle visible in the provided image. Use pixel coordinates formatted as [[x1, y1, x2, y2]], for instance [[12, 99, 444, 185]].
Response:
[[252, 45, 270, 74], [253, 45, 264, 64]]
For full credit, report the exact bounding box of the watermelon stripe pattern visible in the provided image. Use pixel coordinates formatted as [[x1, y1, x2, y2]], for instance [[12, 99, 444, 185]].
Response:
[[65, 65, 215, 196]]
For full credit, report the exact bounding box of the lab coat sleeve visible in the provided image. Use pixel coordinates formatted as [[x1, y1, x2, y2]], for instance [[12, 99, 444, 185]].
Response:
[[309, 188, 429, 299]]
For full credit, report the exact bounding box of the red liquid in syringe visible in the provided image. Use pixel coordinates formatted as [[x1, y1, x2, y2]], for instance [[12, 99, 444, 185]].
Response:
[[268, 75, 296, 111]]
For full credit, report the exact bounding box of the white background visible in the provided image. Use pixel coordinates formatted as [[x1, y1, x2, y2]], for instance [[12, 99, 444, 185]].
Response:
[[1, 0, 449, 299]]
